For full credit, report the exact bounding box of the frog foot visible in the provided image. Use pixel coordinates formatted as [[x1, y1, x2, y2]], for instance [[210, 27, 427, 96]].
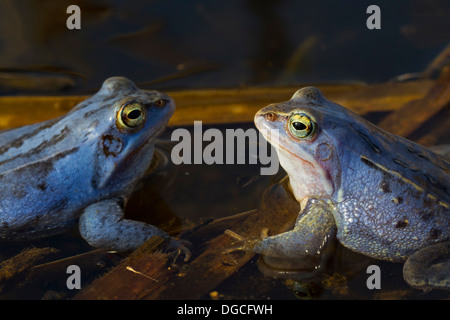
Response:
[[223, 228, 268, 254], [167, 239, 192, 265], [403, 241, 450, 291]]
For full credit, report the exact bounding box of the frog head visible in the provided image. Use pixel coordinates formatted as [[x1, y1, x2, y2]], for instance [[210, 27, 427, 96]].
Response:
[[72, 77, 175, 196], [254, 87, 343, 204]]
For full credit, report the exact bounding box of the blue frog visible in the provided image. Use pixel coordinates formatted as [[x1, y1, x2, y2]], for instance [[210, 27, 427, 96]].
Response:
[[0, 77, 189, 258], [228, 87, 449, 290]]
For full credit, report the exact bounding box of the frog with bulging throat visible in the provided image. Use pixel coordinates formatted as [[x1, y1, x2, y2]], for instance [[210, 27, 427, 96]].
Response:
[[0, 77, 189, 259], [230, 87, 449, 291]]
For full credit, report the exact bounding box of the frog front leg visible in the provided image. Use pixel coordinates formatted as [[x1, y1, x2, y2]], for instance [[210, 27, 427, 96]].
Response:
[[79, 199, 190, 260], [227, 198, 336, 259], [254, 198, 336, 259], [403, 241, 450, 291]]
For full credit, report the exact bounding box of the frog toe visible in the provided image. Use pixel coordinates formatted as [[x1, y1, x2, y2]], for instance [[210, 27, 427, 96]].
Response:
[[167, 239, 192, 263], [223, 229, 262, 254], [403, 241, 450, 291]]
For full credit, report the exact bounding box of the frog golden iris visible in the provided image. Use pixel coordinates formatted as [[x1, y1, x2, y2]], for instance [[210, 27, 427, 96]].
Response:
[[288, 113, 315, 139], [118, 101, 146, 129]]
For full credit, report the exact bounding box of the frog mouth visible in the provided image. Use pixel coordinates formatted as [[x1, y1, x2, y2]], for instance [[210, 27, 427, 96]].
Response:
[[151, 123, 167, 139], [119, 119, 169, 166], [255, 112, 315, 167], [145, 108, 173, 140], [270, 137, 317, 176]]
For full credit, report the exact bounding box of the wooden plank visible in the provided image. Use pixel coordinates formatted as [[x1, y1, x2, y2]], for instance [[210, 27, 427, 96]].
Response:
[[74, 176, 299, 300], [0, 81, 433, 130], [415, 107, 450, 147], [0, 247, 59, 283], [377, 69, 450, 139], [73, 237, 176, 300]]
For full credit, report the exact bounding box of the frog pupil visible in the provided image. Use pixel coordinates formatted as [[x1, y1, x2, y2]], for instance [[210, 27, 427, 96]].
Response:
[[293, 121, 307, 131], [127, 109, 141, 120]]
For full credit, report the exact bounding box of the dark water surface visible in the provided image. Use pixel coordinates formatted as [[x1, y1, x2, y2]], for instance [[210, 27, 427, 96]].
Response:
[[0, 0, 448, 94], [0, 0, 448, 300]]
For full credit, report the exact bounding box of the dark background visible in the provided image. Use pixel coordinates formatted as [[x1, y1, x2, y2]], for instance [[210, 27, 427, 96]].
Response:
[[0, 0, 448, 94]]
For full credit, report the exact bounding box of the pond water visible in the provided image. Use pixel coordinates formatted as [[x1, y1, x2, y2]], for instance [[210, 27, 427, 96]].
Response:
[[0, 0, 448, 94], [0, 0, 448, 300]]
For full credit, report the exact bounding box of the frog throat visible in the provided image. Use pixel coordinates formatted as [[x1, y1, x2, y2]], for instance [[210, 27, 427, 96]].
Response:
[[274, 140, 334, 202]]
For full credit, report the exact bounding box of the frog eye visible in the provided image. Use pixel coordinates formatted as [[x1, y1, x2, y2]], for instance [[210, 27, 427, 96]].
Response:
[[118, 102, 146, 128], [288, 113, 315, 139]]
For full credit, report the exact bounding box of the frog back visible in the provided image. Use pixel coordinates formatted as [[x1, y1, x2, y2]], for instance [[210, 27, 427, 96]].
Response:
[[0, 114, 100, 239], [0, 86, 131, 238]]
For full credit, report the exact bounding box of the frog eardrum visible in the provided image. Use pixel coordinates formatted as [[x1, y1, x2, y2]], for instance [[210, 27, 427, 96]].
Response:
[[288, 113, 315, 139]]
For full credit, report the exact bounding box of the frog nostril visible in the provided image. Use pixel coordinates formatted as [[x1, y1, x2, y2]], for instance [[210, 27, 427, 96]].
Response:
[[265, 112, 277, 122], [154, 99, 167, 108]]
